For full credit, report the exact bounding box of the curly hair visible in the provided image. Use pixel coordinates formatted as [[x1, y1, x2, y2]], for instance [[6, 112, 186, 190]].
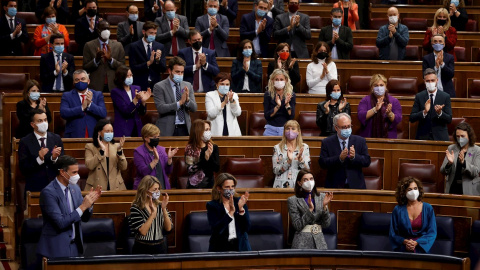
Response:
[[395, 176, 424, 205]]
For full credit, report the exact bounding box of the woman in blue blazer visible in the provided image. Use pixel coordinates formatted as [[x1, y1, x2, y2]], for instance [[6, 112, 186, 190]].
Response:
[[207, 173, 251, 252], [231, 39, 263, 93], [111, 66, 151, 137]]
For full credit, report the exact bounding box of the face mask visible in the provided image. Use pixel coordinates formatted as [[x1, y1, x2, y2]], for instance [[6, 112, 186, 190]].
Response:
[[30, 92, 40, 101], [148, 138, 160, 148], [207, 7, 218, 16], [242, 49, 253, 57], [285, 130, 298, 140], [53, 45, 64, 54], [36, 122, 48, 134], [301, 180, 315, 191], [330, 91, 341, 100], [340, 128, 352, 138], [86, 9, 97, 17], [75, 81, 88, 91], [406, 189, 419, 201], [426, 82, 436, 92], [101, 30, 111, 40], [388, 15, 398, 24], [172, 74, 183, 84], [458, 137, 469, 147], [436, 19, 447, 26], [432, 43, 444, 52], [288, 4, 299, 13], [274, 81, 286, 89], [317, 52, 328, 60], [373, 86, 386, 96], [332, 18, 342, 27], [192, 41, 202, 51], [46, 17, 56, 24], [256, 9, 267, 17], [202, 130, 212, 142], [128, 14, 138, 21], [222, 188, 235, 199], [65, 171, 80, 185], [125, 77, 133, 86], [146, 35, 155, 43], [151, 191, 161, 200], [7, 7, 16, 17], [103, 132, 114, 142], [279, 52, 289, 61], [166, 11, 176, 20], [218, 85, 229, 95], [451, 0, 459, 7]]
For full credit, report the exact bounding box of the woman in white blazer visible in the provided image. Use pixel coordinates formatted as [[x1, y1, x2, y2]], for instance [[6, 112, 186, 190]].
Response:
[[440, 122, 480, 196], [205, 72, 242, 136]]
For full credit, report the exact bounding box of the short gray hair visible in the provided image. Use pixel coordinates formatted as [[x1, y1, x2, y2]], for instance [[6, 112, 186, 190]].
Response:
[[73, 69, 89, 79], [333, 113, 351, 127]]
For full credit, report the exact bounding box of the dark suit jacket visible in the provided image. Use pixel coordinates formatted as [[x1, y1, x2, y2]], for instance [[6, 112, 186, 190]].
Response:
[[36, 0, 69, 24], [144, 0, 162, 22], [74, 15, 100, 55], [318, 24, 353, 60], [18, 132, 64, 192], [129, 39, 166, 90], [178, 47, 220, 92], [231, 59, 262, 93], [15, 100, 52, 139], [0, 16, 28, 56], [318, 134, 371, 189], [422, 52, 455, 98], [409, 89, 452, 141], [60, 88, 107, 138], [195, 14, 230, 57], [206, 198, 251, 252], [273, 12, 311, 58], [154, 14, 189, 56], [219, 0, 238, 27], [117, 20, 145, 55], [37, 179, 92, 258], [40, 52, 76, 92], [110, 85, 146, 137], [239, 11, 274, 58]]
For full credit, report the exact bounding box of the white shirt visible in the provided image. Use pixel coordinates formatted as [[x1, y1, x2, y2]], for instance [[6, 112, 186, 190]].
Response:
[[86, 15, 96, 32], [142, 38, 153, 80], [192, 47, 209, 92], [225, 207, 237, 240], [243, 60, 250, 91], [306, 60, 337, 94], [331, 24, 340, 59]]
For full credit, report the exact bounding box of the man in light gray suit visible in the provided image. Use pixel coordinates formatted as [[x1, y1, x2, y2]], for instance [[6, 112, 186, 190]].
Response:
[[153, 56, 197, 136], [195, 0, 230, 57], [273, 0, 311, 58], [154, 0, 189, 56], [117, 4, 145, 55]]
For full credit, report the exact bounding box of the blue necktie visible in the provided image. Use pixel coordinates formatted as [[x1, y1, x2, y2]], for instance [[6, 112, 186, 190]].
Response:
[[55, 54, 62, 91], [65, 187, 75, 239]]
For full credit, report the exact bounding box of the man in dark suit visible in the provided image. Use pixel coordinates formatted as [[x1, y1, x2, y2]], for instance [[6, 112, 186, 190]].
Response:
[[178, 30, 219, 92], [18, 109, 64, 193], [195, 0, 230, 57], [60, 69, 107, 138], [239, 0, 273, 58], [0, 0, 28, 56], [219, 0, 238, 27], [318, 8, 353, 60], [117, 4, 145, 55], [410, 68, 452, 141], [319, 113, 371, 189], [273, 0, 311, 58], [129, 21, 166, 90], [74, 0, 100, 55], [154, 0, 189, 56], [35, 0, 69, 24], [83, 20, 125, 92], [40, 33, 75, 92], [422, 34, 455, 98], [144, 0, 163, 22], [36, 155, 101, 260]]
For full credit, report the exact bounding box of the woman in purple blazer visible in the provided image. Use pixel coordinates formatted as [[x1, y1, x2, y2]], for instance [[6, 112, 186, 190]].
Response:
[[133, 124, 179, 190], [357, 74, 402, 139], [111, 66, 151, 137]]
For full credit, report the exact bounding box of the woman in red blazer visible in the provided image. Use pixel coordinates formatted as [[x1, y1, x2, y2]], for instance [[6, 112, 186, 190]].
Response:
[[423, 8, 457, 61], [333, 0, 359, 30]]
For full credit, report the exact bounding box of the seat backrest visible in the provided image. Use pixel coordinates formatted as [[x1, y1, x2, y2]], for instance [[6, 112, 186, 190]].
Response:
[[370, 18, 389, 30], [402, 18, 428, 30], [469, 79, 480, 99], [404, 45, 421, 61], [298, 111, 321, 137], [103, 13, 127, 25], [469, 220, 480, 269], [172, 158, 189, 189], [121, 158, 137, 190], [323, 212, 337, 249], [82, 218, 116, 256], [363, 158, 383, 190], [350, 45, 379, 60], [67, 40, 78, 55], [249, 211, 284, 251], [346, 76, 371, 95], [16, 12, 39, 24], [454, 47, 466, 62], [21, 218, 43, 270], [310, 16, 322, 29], [53, 112, 66, 138], [249, 112, 266, 136], [77, 161, 89, 191], [224, 158, 264, 188], [430, 216, 454, 256], [141, 111, 160, 126], [0, 73, 27, 91], [398, 163, 437, 193], [447, 117, 465, 141], [387, 77, 418, 96], [123, 216, 136, 255], [465, 19, 478, 32], [358, 212, 392, 251], [184, 212, 212, 252]]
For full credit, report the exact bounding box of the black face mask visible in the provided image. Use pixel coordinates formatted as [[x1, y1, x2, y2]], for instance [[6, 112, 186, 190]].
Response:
[[148, 138, 160, 148], [192, 41, 202, 51], [317, 52, 328, 60], [87, 9, 97, 17], [436, 19, 447, 26]]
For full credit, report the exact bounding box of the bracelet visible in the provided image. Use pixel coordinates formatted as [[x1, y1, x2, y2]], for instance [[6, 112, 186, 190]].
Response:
[[372, 107, 377, 114]]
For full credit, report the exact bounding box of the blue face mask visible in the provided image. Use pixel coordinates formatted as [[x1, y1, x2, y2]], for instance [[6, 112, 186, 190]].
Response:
[[332, 18, 342, 26], [125, 77, 133, 86], [340, 128, 352, 138], [45, 17, 56, 24], [242, 49, 252, 57], [146, 35, 155, 43], [207, 7, 218, 16], [256, 9, 267, 17], [451, 0, 459, 7], [75, 81, 88, 91], [103, 132, 114, 142], [7, 7, 16, 17], [53, 45, 64, 54], [30, 92, 40, 101], [173, 74, 183, 84], [432, 43, 444, 52], [166, 11, 176, 20], [218, 85, 229, 95], [128, 14, 138, 21], [330, 91, 341, 100]]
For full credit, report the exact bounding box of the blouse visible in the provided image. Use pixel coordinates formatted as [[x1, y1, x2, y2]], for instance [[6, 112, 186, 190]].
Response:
[[306, 61, 337, 95], [272, 143, 311, 188], [33, 24, 70, 56], [129, 203, 172, 241], [185, 143, 220, 189], [263, 91, 296, 127], [316, 100, 351, 137]]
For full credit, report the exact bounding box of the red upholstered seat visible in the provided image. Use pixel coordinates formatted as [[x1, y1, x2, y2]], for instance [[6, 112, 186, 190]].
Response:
[[398, 163, 438, 193], [370, 18, 388, 30], [310, 16, 322, 29], [225, 158, 264, 188], [350, 45, 379, 60], [363, 158, 383, 190], [103, 13, 127, 25], [401, 18, 428, 31], [454, 47, 466, 62], [465, 19, 478, 32], [298, 111, 320, 137], [0, 73, 27, 92], [469, 80, 480, 98], [447, 118, 465, 141], [405, 45, 421, 61], [387, 77, 418, 96], [141, 111, 160, 125], [346, 75, 371, 95], [16, 12, 39, 24], [53, 112, 66, 138], [171, 159, 189, 189], [67, 40, 78, 55], [249, 112, 266, 136]]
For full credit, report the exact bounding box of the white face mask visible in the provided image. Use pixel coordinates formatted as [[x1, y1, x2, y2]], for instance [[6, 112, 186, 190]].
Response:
[[65, 171, 80, 185], [151, 191, 160, 200], [100, 29, 111, 40], [426, 82, 436, 92], [202, 130, 212, 142], [406, 189, 419, 201], [389, 15, 398, 24], [301, 180, 315, 191], [274, 81, 286, 89], [36, 122, 48, 134]]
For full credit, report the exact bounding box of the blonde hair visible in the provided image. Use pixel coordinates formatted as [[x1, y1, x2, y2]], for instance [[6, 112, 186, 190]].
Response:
[[267, 69, 293, 99], [432, 8, 451, 31], [132, 176, 161, 209], [369, 74, 388, 92], [141, 123, 160, 142], [279, 120, 303, 151]]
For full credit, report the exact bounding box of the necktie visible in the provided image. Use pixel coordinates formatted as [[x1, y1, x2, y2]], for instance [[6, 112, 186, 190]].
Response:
[[342, 140, 346, 150], [55, 54, 62, 90], [39, 137, 46, 148], [193, 52, 200, 91], [147, 44, 151, 60], [64, 187, 75, 239], [209, 19, 215, 50], [170, 20, 178, 56], [81, 94, 89, 137], [429, 94, 434, 115], [9, 19, 14, 32], [175, 83, 185, 122]]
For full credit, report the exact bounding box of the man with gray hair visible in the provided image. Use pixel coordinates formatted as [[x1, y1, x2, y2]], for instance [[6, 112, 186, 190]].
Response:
[[319, 112, 371, 189]]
